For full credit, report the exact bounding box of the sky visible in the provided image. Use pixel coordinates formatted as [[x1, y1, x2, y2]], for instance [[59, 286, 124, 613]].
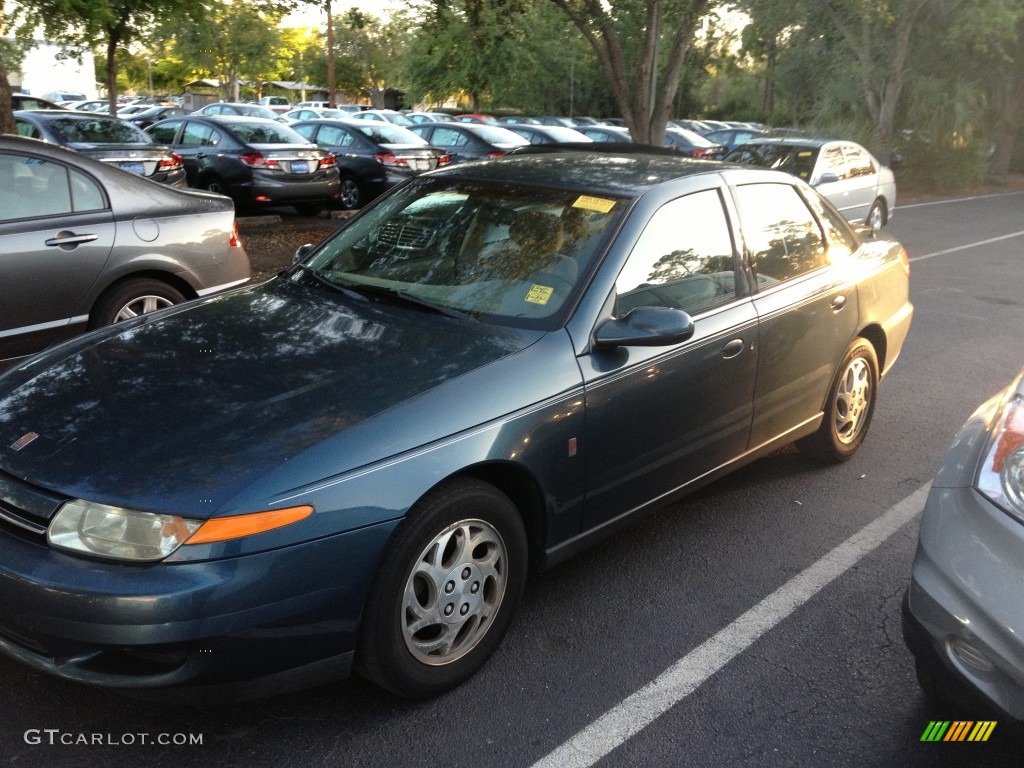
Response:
[[282, 0, 402, 27]]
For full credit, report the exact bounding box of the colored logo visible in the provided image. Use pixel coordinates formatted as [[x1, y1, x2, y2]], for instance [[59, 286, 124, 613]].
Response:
[[920, 721, 997, 742]]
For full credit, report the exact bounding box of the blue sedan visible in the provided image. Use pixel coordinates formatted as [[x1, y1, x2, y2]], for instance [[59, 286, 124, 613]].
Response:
[[0, 152, 913, 699]]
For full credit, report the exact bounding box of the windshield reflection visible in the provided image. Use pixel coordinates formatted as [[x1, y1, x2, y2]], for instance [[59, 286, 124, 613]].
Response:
[[293, 178, 627, 330]]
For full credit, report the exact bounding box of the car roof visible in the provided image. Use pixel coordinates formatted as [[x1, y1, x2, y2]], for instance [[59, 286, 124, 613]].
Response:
[[739, 136, 838, 149], [15, 109, 120, 121], [184, 114, 283, 125], [430, 150, 730, 198]]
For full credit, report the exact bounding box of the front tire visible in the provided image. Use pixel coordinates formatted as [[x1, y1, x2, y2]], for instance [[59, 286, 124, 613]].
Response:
[[356, 478, 527, 698], [798, 338, 879, 463]]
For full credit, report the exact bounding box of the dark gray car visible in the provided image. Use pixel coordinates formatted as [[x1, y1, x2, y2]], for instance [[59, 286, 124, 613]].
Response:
[[0, 135, 251, 364], [14, 109, 187, 187], [147, 115, 341, 214]]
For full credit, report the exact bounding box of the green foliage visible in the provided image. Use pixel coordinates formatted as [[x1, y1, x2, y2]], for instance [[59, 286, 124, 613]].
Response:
[[402, 0, 532, 110]]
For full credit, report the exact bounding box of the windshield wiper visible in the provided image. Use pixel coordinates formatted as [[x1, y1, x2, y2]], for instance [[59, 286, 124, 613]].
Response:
[[289, 263, 367, 302], [337, 280, 476, 322]]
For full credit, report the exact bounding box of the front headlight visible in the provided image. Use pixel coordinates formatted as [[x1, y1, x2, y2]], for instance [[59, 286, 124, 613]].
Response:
[[47, 500, 315, 562], [977, 392, 1024, 521], [48, 500, 201, 562]]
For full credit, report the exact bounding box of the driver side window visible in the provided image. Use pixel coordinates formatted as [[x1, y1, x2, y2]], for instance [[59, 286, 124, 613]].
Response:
[[616, 189, 739, 317]]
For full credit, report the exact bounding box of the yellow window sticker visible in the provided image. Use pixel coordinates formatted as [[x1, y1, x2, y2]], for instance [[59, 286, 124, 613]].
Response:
[[525, 284, 554, 305], [572, 195, 616, 214]]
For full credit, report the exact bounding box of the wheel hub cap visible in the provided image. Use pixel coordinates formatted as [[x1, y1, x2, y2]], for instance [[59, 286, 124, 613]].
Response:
[[401, 519, 506, 665], [834, 358, 871, 443]]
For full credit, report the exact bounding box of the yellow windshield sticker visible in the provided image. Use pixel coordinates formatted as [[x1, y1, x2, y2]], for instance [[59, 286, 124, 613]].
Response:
[[525, 284, 554, 305], [573, 195, 616, 213]]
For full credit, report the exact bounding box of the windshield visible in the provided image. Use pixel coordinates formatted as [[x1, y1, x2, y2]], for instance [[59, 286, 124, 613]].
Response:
[[292, 178, 628, 330], [49, 117, 151, 144], [230, 122, 313, 144], [354, 122, 427, 145], [727, 144, 819, 181]]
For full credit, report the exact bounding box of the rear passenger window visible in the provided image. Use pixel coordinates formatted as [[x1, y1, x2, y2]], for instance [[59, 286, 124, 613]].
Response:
[[181, 123, 216, 147], [318, 126, 354, 147], [736, 183, 826, 282], [616, 189, 739, 317], [70, 169, 106, 212], [148, 120, 181, 144], [0, 154, 105, 219]]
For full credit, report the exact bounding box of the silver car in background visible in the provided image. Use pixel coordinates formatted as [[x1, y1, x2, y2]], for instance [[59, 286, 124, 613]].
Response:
[[0, 135, 251, 364], [903, 367, 1024, 720], [725, 137, 896, 231]]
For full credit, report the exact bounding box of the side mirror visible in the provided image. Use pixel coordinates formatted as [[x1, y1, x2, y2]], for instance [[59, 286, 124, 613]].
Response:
[[813, 172, 840, 186], [594, 306, 695, 348], [292, 243, 316, 264]]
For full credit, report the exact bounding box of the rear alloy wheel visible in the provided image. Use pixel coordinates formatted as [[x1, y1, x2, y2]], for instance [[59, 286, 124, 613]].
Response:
[[798, 338, 879, 463], [202, 175, 227, 195], [338, 175, 363, 210], [866, 199, 887, 231], [90, 278, 186, 328], [356, 478, 527, 698]]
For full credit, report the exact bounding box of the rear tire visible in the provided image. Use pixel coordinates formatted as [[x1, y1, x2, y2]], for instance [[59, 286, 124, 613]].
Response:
[[797, 338, 879, 463], [338, 175, 363, 210], [90, 278, 186, 328], [201, 175, 227, 195]]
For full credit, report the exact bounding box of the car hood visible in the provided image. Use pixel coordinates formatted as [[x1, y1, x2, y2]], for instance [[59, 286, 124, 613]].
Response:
[[0, 279, 550, 516]]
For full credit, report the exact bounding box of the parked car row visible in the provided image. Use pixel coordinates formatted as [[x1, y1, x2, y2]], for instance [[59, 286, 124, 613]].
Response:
[[8, 99, 898, 230]]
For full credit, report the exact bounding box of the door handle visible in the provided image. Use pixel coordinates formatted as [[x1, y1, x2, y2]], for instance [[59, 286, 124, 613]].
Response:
[[196, 152, 207, 159], [44, 231, 99, 250], [721, 339, 745, 359], [831, 295, 847, 311]]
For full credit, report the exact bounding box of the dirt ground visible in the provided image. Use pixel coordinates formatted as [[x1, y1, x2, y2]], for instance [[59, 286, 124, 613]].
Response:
[[237, 221, 341, 282]]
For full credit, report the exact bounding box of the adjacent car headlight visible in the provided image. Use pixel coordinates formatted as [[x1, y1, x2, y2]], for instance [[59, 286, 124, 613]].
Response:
[[48, 500, 315, 562], [977, 391, 1024, 521]]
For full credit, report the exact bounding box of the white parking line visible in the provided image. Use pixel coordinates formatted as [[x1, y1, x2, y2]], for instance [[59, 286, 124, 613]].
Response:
[[530, 483, 931, 768], [898, 189, 1024, 209], [909, 229, 1024, 263]]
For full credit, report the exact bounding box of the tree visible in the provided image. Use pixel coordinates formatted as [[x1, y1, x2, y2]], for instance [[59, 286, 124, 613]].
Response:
[[404, 0, 531, 111], [169, 0, 287, 100], [818, 0, 932, 164], [1, 5, 17, 134], [13, 0, 206, 114], [334, 10, 410, 107], [548, 0, 716, 144]]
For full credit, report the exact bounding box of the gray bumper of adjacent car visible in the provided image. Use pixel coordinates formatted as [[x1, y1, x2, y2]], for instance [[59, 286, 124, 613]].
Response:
[[904, 482, 1024, 721]]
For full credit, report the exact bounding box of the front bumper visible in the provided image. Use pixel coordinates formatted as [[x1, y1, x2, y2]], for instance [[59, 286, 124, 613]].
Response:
[[0, 515, 398, 697], [903, 479, 1024, 720]]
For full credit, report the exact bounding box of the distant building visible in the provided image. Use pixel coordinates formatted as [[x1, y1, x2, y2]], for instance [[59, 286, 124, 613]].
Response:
[[5, 37, 97, 99]]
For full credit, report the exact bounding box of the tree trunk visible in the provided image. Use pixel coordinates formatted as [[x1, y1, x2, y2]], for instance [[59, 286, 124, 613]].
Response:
[[326, 0, 336, 107], [105, 30, 120, 116], [0, 58, 14, 134], [550, 0, 708, 146], [0, 6, 13, 134], [987, 16, 1024, 184]]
